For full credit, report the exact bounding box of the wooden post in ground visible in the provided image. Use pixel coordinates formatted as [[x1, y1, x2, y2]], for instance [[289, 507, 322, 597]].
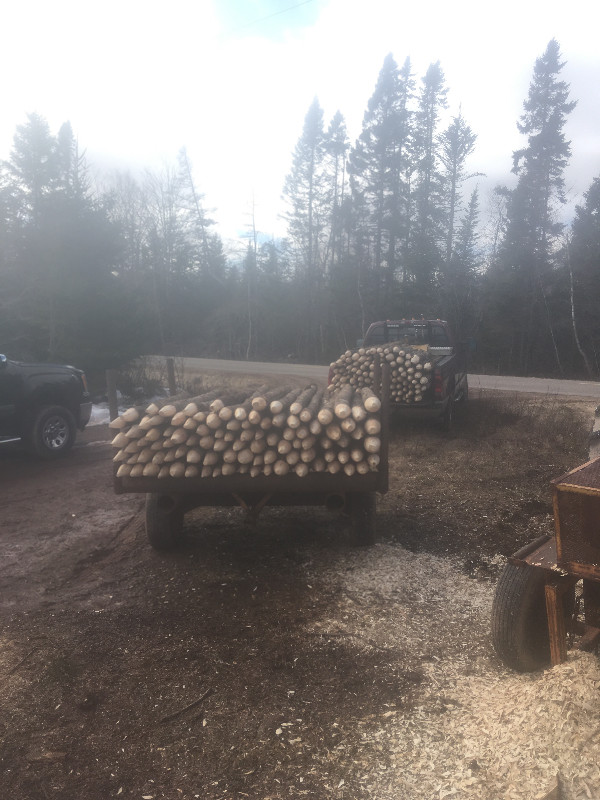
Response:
[[545, 577, 576, 666], [166, 358, 177, 396], [106, 369, 119, 421]]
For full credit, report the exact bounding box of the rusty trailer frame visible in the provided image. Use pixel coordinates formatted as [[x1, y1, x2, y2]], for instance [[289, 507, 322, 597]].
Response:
[[509, 457, 600, 666]]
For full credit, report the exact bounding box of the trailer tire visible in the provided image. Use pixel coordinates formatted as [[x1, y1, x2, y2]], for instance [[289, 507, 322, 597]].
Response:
[[145, 494, 184, 551], [349, 492, 376, 547], [491, 562, 573, 672]]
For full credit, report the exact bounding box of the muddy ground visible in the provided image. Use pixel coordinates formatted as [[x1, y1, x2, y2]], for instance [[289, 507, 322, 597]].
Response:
[[0, 388, 596, 800]]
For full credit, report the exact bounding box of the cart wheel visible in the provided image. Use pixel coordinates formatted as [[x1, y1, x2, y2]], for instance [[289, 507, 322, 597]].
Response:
[[145, 494, 184, 551], [349, 492, 376, 547], [491, 562, 574, 672]]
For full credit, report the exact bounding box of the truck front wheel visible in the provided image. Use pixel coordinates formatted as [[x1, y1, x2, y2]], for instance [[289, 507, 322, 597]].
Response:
[[28, 405, 76, 458], [145, 494, 184, 551]]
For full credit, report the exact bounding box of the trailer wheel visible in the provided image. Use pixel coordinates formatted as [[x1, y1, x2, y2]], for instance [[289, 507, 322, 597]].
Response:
[[145, 494, 184, 551], [349, 492, 376, 546], [491, 562, 574, 672]]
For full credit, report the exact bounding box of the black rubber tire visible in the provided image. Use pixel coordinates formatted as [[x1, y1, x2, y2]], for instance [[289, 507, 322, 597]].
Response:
[[349, 492, 377, 547], [28, 405, 76, 458], [457, 378, 469, 407], [145, 494, 184, 551], [491, 562, 573, 672], [455, 380, 469, 422], [441, 397, 455, 433]]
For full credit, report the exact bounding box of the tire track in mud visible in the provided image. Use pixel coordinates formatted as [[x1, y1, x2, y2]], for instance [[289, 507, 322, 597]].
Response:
[[0, 430, 142, 613]]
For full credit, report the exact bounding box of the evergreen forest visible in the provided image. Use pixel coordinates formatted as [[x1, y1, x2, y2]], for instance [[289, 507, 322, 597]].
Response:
[[1, 39, 599, 382]]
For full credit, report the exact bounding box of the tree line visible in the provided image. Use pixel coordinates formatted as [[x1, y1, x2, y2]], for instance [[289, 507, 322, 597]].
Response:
[[1, 38, 599, 381]]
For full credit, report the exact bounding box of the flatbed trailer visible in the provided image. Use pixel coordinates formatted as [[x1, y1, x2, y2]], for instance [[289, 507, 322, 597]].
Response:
[[113, 369, 390, 551]]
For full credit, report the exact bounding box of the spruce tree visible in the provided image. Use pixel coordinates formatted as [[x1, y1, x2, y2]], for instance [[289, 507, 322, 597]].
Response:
[[443, 188, 481, 341], [438, 111, 479, 266], [322, 110, 349, 276], [177, 147, 222, 279], [567, 176, 600, 373], [282, 97, 326, 279], [492, 39, 576, 374], [6, 113, 58, 222], [408, 61, 448, 307], [347, 54, 414, 314], [1, 115, 131, 367], [55, 122, 89, 201], [282, 98, 328, 360]]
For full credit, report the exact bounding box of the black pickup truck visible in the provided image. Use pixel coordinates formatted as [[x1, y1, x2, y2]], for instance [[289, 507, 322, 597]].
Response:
[[0, 354, 92, 457], [361, 318, 469, 428]]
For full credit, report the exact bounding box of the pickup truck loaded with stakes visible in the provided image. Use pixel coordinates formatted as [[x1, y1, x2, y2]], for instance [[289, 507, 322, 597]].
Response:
[[328, 317, 469, 429]]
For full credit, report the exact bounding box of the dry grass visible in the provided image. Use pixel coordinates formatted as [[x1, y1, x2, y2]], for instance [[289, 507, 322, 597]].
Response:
[[183, 370, 307, 396], [381, 389, 594, 564], [116, 356, 310, 403]]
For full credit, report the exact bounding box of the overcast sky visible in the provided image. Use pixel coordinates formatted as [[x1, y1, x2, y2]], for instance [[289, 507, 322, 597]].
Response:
[[2, 0, 599, 243]]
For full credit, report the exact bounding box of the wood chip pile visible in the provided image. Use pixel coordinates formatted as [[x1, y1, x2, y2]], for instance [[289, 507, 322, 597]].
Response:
[[313, 545, 600, 800], [110, 384, 382, 480], [401, 650, 600, 800], [328, 343, 433, 403]]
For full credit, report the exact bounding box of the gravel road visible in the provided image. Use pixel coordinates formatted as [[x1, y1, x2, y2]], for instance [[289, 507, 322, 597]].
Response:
[[173, 356, 600, 399]]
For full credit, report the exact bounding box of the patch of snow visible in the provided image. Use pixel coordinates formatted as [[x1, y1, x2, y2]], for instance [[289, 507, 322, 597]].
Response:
[[88, 403, 111, 426], [89, 392, 170, 427]]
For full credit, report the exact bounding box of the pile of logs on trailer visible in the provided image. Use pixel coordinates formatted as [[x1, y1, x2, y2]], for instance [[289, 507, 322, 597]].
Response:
[[328, 344, 432, 404], [110, 384, 382, 480]]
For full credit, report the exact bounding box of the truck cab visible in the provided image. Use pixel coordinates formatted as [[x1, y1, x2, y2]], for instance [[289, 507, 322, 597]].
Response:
[[363, 318, 455, 349]]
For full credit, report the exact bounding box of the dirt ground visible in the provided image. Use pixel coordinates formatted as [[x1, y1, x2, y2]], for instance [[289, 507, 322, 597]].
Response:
[[0, 387, 598, 800]]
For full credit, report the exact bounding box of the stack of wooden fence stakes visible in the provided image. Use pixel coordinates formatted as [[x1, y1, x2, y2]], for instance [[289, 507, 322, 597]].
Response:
[[110, 383, 383, 480], [328, 343, 433, 404]]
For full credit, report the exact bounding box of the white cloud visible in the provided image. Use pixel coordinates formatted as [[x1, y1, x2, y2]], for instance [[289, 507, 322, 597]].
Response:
[[1, 0, 599, 240]]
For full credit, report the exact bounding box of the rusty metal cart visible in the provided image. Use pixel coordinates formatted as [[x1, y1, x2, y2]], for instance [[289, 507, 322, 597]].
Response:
[[114, 371, 390, 551], [492, 456, 600, 672]]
